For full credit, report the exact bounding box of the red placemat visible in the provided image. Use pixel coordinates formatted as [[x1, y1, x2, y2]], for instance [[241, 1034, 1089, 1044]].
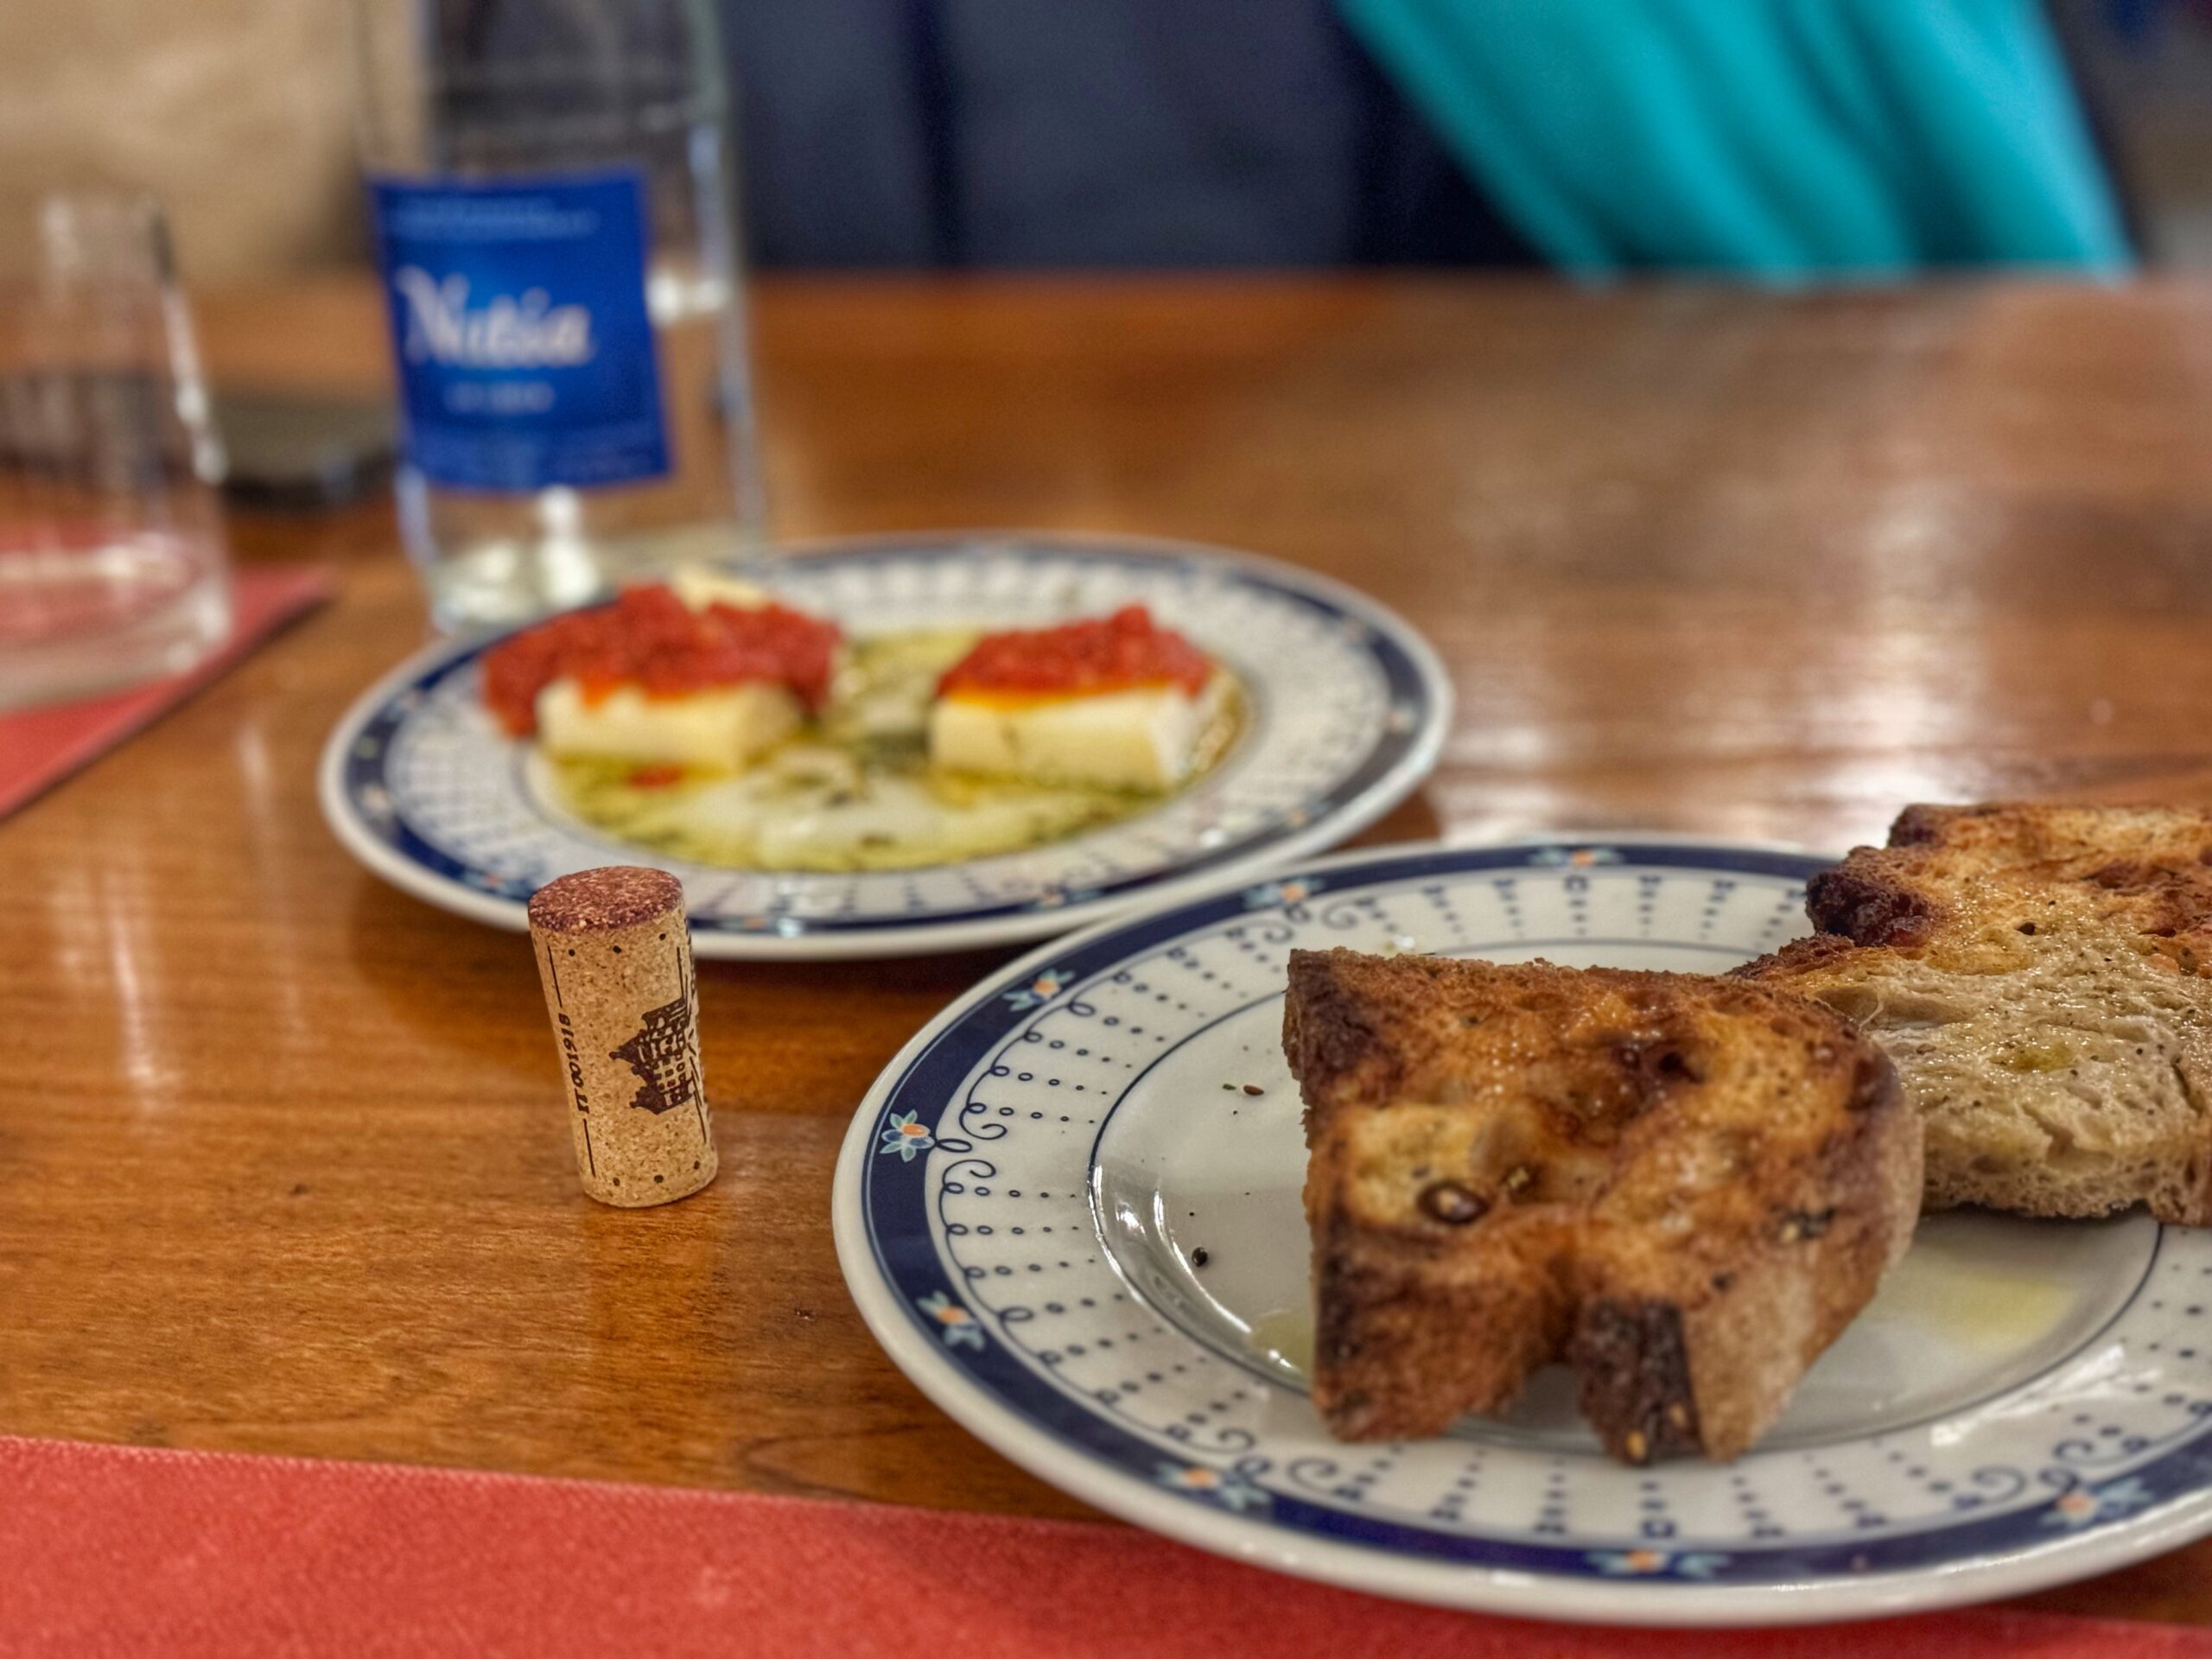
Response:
[[0, 563, 334, 821], [0, 1434, 2202, 1658]]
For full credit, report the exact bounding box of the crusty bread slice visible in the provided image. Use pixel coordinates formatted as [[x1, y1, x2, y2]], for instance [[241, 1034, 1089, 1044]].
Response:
[[1741, 804, 2212, 1225], [1283, 950, 1917, 1462]]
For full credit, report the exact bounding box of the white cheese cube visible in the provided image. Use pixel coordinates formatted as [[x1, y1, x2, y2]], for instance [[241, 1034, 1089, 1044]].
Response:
[[536, 677, 800, 771], [929, 673, 1228, 793]]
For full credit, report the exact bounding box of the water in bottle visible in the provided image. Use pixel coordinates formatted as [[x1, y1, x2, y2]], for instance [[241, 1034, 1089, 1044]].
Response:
[[351, 0, 764, 632]]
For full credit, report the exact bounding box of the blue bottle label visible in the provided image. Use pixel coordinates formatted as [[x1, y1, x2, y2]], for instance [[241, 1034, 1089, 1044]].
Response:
[[369, 168, 668, 493]]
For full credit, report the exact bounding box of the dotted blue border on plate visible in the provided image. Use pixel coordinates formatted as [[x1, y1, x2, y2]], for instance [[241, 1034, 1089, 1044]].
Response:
[[860, 841, 2212, 1588], [336, 543, 1440, 933]]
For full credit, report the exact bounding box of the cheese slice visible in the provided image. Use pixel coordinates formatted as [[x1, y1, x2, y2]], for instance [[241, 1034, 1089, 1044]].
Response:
[[537, 678, 801, 771], [929, 672, 1228, 793]]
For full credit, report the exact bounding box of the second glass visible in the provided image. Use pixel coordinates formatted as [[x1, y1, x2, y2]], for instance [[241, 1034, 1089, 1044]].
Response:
[[350, 0, 766, 632], [0, 195, 232, 712]]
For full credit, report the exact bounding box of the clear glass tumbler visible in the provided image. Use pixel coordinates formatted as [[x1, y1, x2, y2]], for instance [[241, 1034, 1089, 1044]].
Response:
[[0, 195, 232, 711], [351, 0, 766, 633]]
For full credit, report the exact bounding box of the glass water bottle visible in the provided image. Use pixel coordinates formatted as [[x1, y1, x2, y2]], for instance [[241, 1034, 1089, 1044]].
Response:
[[351, 0, 764, 631]]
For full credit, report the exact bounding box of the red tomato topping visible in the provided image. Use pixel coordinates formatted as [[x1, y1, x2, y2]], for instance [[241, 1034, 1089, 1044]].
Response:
[[480, 584, 841, 737], [938, 605, 1211, 701]]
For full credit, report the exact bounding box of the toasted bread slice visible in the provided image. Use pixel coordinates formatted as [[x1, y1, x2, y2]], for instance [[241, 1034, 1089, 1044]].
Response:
[[1283, 950, 1916, 1461], [1741, 804, 2212, 1224]]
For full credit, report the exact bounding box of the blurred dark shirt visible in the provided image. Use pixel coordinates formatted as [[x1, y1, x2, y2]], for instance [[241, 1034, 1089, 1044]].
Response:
[[720, 0, 1538, 268]]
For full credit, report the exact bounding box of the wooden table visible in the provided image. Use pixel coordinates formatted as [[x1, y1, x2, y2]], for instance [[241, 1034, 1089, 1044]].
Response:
[[10, 275, 2212, 1625]]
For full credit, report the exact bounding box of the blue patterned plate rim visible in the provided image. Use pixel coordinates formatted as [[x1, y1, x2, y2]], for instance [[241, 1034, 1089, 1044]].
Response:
[[831, 834, 2212, 1626], [316, 531, 1452, 961]]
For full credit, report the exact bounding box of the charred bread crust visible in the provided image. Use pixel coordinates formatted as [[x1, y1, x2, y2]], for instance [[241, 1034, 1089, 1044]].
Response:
[[1282, 949, 1406, 1130], [1285, 950, 1919, 1460], [1306, 1204, 1568, 1440], [1792, 803, 2212, 957], [1570, 1300, 1702, 1465], [1806, 865, 1937, 947]]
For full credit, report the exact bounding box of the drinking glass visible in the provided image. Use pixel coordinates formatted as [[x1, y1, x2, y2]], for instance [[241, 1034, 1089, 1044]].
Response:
[[0, 194, 232, 711]]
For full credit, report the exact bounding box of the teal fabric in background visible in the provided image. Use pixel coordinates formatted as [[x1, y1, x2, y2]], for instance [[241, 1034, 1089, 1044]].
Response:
[[1338, 0, 2134, 280]]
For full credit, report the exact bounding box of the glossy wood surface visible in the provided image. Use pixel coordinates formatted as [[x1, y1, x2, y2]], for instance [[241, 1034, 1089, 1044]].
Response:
[[9, 275, 2212, 1624]]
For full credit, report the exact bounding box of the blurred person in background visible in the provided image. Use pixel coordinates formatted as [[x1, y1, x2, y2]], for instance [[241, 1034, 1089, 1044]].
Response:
[[724, 0, 2135, 279], [0, 0, 2158, 288]]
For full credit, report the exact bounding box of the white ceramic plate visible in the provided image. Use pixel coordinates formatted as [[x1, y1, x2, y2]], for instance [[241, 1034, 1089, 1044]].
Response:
[[319, 534, 1449, 960], [833, 836, 2212, 1625]]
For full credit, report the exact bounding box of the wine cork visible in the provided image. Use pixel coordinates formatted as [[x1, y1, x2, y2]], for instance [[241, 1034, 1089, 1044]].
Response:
[[528, 867, 717, 1207]]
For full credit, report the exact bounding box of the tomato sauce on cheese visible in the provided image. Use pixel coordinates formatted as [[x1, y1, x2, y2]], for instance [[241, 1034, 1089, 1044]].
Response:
[[482, 583, 841, 737], [936, 605, 1211, 708]]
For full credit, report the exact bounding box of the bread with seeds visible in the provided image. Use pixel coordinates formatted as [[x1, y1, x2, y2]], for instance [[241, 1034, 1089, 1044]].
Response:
[[1741, 803, 2212, 1224], [1283, 950, 1918, 1461]]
